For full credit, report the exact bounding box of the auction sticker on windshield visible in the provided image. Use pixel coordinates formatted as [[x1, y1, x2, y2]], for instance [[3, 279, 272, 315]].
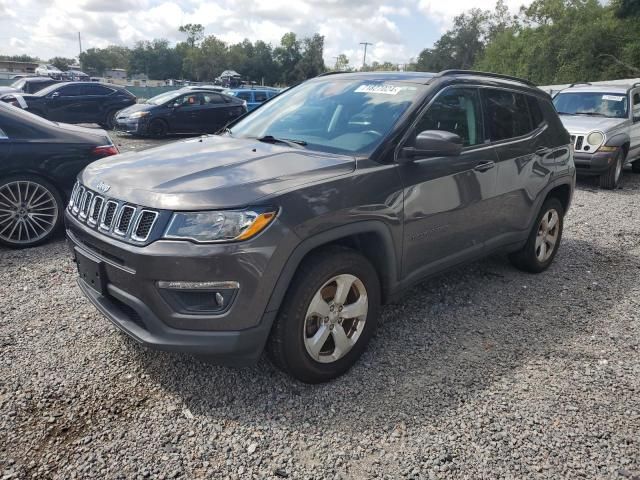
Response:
[[354, 84, 402, 95], [603, 95, 625, 102]]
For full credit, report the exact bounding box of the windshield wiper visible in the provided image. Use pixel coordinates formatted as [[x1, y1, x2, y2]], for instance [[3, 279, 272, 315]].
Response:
[[557, 111, 575, 116], [256, 135, 307, 148], [574, 111, 608, 117]]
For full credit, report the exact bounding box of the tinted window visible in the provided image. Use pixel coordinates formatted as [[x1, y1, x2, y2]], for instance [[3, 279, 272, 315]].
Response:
[[235, 92, 252, 102], [483, 89, 532, 141], [81, 84, 114, 96], [527, 96, 544, 128], [204, 93, 224, 104], [254, 91, 268, 102], [414, 88, 483, 147], [175, 93, 202, 106], [57, 85, 84, 97]]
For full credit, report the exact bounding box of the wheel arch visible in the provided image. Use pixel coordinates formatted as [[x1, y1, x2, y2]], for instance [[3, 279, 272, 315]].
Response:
[[605, 133, 630, 156], [264, 221, 400, 316], [0, 170, 65, 199]]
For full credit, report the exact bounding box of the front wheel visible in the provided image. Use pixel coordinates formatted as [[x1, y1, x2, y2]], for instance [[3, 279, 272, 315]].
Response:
[[267, 247, 381, 383], [599, 149, 624, 189], [0, 175, 63, 248], [509, 197, 564, 273], [147, 119, 168, 138]]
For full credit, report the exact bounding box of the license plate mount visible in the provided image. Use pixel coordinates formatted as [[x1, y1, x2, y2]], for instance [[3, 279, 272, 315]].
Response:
[[75, 248, 106, 294]]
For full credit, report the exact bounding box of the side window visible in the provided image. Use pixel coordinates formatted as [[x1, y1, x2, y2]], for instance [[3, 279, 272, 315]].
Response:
[[81, 85, 114, 96], [254, 91, 268, 102], [57, 85, 83, 97], [177, 94, 202, 106], [204, 94, 224, 104], [527, 96, 545, 128], [236, 92, 252, 102], [0, 126, 7, 138], [414, 88, 483, 147], [632, 91, 640, 117], [483, 89, 532, 141]]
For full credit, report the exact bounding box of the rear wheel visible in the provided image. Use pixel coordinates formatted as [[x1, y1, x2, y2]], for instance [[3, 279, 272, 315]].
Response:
[[100, 110, 118, 130], [0, 175, 63, 248], [148, 119, 168, 138], [599, 149, 624, 189], [267, 247, 381, 383], [509, 198, 564, 273]]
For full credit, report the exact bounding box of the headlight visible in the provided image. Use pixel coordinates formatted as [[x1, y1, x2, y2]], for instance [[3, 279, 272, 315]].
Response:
[[129, 111, 150, 119], [587, 132, 604, 145], [164, 209, 277, 243]]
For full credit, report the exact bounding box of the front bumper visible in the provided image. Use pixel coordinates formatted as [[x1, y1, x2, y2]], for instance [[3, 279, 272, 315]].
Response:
[[574, 150, 618, 175], [65, 211, 294, 364], [114, 117, 149, 135]]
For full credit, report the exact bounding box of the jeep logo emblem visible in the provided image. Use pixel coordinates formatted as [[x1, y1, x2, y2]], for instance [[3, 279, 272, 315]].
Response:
[[95, 181, 111, 193]]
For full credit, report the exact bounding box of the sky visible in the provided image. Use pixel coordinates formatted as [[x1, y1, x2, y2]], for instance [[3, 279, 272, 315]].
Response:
[[0, 0, 534, 69]]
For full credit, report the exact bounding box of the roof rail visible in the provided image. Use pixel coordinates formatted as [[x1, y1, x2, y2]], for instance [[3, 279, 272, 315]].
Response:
[[568, 82, 592, 88], [436, 70, 537, 87], [317, 71, 348, 77]]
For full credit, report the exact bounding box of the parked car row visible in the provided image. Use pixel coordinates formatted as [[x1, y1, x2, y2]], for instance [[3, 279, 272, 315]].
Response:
[[35, 65, 90, 81]]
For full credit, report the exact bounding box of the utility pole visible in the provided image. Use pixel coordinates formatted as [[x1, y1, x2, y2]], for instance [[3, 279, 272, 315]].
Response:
[[360, 42, 372, 70], [78, 32, 82, 57]]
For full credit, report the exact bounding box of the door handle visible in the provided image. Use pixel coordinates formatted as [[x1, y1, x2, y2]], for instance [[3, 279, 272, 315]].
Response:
[[474, 161, 495, 172]]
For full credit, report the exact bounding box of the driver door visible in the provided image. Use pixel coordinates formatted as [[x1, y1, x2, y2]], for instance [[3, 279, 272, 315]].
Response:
[[399, 87, 499, 284], [169, 93, 204, 133]]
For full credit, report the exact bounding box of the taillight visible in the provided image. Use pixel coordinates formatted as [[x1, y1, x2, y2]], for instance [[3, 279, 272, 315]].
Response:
[[91, 144, 119, 158]]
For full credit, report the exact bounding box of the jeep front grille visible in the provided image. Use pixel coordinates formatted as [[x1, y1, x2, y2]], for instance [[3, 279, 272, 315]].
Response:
[[69, 181, 159, 243]]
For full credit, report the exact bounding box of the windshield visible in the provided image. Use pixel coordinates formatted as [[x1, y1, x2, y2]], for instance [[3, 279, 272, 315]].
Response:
[[553, 92, 629, 119], [228, 78, 426, 155], [10, 79, 26, 89], [146, 90, 182, 105]]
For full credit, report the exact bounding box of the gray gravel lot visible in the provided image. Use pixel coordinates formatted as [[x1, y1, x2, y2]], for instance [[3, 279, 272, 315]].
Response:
[[1, 133, 639, 479]]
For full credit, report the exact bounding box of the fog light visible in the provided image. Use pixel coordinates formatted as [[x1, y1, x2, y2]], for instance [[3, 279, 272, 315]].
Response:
[[156, 281, 239, 314]]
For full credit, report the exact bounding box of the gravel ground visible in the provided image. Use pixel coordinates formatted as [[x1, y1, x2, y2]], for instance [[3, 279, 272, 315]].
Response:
[[1, 134, 639, 479]]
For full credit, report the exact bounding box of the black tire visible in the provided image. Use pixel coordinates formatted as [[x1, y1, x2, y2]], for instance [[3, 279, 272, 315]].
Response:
[[148, 119, 168, 138], [632, 160, 640, 174], [599, 149, 624, 189], [267, 246, 381, 383], [0, 174, 64, 249], [509, 197, 564, 273], [101, 110, 118, 130]]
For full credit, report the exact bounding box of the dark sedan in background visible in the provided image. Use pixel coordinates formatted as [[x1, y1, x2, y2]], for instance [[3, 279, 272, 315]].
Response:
[[0, 77, 61, 96], [114, 89, 247, 137], [0, 82, 136, 129], [0, 103, 118, 248]]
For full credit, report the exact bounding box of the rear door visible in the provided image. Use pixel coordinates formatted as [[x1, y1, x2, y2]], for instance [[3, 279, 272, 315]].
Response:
[[78, 84, 115, 123], [201, 93, 235, 132], [399, 86, 499, 283], [481, 88, 555, 246]]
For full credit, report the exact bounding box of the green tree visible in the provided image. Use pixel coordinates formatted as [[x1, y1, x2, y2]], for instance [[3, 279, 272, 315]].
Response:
[[179, 24, 205, 48], [334, 54, 351, 71], [49, 57, 76, 71], [274, 32, 303, 84]]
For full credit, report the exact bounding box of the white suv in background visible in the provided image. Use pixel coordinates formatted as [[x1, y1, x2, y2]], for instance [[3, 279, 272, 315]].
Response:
[[553, 82, 640, 189]]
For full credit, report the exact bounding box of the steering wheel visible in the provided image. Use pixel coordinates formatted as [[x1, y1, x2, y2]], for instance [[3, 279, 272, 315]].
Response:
[[362, 130, 383, 137]]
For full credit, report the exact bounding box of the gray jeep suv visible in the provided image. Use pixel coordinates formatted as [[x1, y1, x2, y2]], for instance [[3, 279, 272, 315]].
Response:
[[553, 82, 640, 189], [65, 71, 575, 383]]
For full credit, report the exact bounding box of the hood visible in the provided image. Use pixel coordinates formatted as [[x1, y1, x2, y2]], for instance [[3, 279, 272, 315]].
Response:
[[559, 115, 628, 134], [117, 103, 155, 116], [80, 135, 355, 210], [0, 86, 19, 95]]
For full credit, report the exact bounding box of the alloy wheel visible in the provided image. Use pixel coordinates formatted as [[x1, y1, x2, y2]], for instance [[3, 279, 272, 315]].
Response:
[[535, 208, 559, 262], [303, 274, 369, 364], [0, 181, 58, 246]]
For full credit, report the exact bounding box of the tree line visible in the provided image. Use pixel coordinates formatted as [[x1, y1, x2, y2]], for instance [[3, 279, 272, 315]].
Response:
[[414, 0, 640, 85]]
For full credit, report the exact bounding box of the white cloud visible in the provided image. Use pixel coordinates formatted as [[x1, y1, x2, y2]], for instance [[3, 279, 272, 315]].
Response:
[[1, 0, 530, 70]]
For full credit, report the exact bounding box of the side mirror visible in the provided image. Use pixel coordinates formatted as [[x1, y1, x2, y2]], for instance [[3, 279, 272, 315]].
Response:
[[400, 130, 463, 162]]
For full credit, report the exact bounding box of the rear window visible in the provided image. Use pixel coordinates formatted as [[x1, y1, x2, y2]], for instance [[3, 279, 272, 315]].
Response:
[[254, 91, 268, 102], [483, 89, 532, 141], [527, 96, 545, 128]]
